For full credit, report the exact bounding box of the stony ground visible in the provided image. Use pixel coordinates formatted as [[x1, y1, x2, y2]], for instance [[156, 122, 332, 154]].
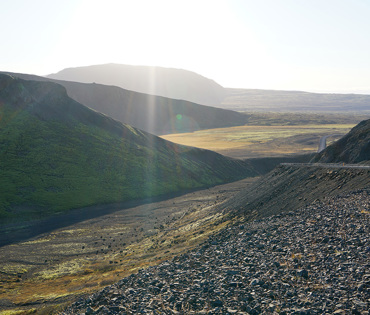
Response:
[[62, 190, 369, 314]]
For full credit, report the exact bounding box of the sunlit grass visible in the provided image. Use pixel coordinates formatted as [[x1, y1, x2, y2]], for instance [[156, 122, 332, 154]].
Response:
[[0, 310, 37, 315], [0, 178, 258, 313], [161, 124, 354, 159]]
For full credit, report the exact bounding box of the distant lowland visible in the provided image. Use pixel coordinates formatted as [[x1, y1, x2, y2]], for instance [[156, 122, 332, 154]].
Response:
[[47, 63, 370, 113]]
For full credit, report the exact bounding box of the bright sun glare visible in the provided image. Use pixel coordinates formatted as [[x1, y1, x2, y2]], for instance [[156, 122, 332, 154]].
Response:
[[49, 0, 265, 88], [2, 0, 370, 92]]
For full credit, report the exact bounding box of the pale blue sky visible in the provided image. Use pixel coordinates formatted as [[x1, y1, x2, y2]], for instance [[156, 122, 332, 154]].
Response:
[[1, 0, 370, 93]]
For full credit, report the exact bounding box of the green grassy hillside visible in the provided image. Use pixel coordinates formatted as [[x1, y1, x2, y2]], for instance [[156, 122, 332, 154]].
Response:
[[0, 74, 254, 223]]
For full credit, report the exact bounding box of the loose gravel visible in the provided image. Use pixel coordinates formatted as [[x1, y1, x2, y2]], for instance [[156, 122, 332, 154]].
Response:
[[62, 190, 369, 314]]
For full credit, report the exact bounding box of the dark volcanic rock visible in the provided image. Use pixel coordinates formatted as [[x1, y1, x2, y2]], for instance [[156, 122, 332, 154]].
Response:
[[62, 190, 370, 314]]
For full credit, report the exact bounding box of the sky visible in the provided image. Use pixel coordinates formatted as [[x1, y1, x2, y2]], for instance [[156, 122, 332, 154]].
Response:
[[1, 0, 370, 93]]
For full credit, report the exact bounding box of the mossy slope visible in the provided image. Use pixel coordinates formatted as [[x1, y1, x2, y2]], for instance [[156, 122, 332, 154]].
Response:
[[0, 74, 254, 222]]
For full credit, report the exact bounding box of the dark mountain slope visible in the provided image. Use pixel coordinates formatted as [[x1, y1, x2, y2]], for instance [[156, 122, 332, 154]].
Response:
[[47, 63, 226, 106], [0, 74, 255, 223], [2, 72, 247, 135], [312, 119, 370, 164], [221, 164, 370, 220]]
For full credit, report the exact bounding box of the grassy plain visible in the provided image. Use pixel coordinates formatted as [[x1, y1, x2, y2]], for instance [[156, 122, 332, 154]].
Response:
[[161, 112, 369, 159], [161, 124, 354, 159]]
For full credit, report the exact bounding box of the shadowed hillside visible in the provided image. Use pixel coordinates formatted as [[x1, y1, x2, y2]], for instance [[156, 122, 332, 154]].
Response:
[[312, 118, 370, 164], [47, 63, 226, 106], [0, 74, 255, 224], [221, 164, 370, 221], [2, 72, 247, 135]]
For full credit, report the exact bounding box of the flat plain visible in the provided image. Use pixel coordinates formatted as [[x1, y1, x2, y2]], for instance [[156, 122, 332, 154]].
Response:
[[161, 110, 370, 159], [161, 124, 354, 159]]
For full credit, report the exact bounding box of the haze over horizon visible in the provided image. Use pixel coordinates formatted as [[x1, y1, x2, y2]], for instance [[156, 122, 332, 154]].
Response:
[[2, 0, 370, 94]]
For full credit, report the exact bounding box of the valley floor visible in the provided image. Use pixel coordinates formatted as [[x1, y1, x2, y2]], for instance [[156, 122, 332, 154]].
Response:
[[0, 178, 256, 314], [161, 124, 353, 159], [63, 190, 370, 314]]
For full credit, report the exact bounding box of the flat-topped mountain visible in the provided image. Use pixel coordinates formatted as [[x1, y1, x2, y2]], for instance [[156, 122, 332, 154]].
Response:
[[47, 64, 370, 113], [3, 71, 247, 135], [0, 74, 254, 224], [312, 118, 370, 164], [47, 63, 226, 106]]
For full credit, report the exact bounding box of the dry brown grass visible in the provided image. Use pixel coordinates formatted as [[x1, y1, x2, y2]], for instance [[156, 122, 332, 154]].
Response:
[[0, 178, 255, 314], [161, 124, 354, 159]]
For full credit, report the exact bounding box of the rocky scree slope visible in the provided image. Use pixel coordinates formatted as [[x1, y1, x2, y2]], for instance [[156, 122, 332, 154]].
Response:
[[0, 74, 255, 223], [312, 118, 370, 164], [63, 190, 370, 314], [221, 164, 370, 221], [2, 71, 247, 135]]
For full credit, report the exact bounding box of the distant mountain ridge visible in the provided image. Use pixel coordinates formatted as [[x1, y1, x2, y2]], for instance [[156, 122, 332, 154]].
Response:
[[47, 63, 370, 113], [220, 88, 370, 112], [0, 74, 255, 223], [47, 63, 226, 106], [3, 71, 247, 135]]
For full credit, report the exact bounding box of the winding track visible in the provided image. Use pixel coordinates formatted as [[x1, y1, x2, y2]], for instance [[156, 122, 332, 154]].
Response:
[[317, 135, 332, 152]]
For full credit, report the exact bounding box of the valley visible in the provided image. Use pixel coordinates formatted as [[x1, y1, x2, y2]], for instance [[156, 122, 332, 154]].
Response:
[[0, 69, 369, 314], [1, 163, 367, 314], [161, 123, 354, 159], [0, 178, 256, 314], [2, 0, 370, 312], [0, 74, 254, 226]]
